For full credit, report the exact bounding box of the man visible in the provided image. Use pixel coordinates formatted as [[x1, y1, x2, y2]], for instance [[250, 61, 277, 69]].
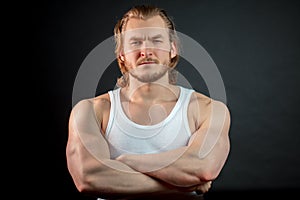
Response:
[[66, 5, 231, 200]]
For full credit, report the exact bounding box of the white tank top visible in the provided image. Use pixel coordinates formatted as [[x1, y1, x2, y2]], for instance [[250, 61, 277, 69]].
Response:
[[105, 86, 195, 159]]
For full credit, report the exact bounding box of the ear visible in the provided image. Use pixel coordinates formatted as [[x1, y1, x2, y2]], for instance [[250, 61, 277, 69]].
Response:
[[170, 42, 177, 59], [119, 53, 125, 61]]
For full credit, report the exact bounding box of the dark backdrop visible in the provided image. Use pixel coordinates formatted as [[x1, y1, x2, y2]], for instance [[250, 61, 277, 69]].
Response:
[[31, 0, 300, 199]]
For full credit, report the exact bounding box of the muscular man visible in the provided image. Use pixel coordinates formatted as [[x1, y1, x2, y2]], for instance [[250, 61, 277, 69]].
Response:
[[66, 5, 231, 200]]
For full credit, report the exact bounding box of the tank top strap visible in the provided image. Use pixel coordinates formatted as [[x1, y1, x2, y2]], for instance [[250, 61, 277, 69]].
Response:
[[106, 88, 120, 136]]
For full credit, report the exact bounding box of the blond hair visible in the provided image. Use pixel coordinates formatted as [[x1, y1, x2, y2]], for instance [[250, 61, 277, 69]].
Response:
[[113, 5, 180, 87]]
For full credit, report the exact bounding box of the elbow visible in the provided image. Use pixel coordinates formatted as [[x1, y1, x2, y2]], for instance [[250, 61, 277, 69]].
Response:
[[75, 174, 120, 200], [75, 175, 93, 193], [73, 170, 107, 197], [70, 168, 95, 194], [198, 159, 229, 182], [196, 158, 227, 181], [200, 140, 231, 181], [66, 148, 102, 195], [69, 164, 112, 197], [67, 159, 100, 195], [76, 182, 89, 194], [196, 168, 218, 182]]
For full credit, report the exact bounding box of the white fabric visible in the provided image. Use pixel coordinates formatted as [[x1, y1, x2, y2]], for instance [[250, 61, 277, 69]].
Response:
[[105, 86, 195, 159]]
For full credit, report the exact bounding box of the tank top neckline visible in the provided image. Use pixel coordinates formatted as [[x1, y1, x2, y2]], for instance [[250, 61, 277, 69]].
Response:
[[115, 86, 186, 129]]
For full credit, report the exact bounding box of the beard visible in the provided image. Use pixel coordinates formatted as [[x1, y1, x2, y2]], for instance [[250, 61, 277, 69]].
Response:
[[128, 63, 169, 83]]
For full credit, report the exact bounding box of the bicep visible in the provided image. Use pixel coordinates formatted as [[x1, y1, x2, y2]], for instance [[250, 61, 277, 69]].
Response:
[[67, 99, 110, 163], [197, 100, 230, 158], [188, 100, 231, 179]]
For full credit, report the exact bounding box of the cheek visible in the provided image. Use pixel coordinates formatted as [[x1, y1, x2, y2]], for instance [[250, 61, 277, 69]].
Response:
[[156, 50, 172, 61], [123, 54, 139, 69], [155, 48, 171, 56], [124, 51, 140, 61]]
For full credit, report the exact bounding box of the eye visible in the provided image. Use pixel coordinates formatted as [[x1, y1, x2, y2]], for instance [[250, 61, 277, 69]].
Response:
[[153, 39, 163, 43], [130, 41, 142, 46]]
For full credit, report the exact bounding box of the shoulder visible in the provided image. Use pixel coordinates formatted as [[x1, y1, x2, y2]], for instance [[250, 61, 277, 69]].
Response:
[[70, 93, 111, 120], [189, 91, 212, 106], [189, 91, 229, 113], [188, 91, 230, 128], [72, 93, 111, 109], [188, 91, 212, 116], [93, 93, 111, 111]]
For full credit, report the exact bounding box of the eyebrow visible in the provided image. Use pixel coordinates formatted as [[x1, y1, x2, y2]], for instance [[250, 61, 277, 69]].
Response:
[[128, 34, 165, 41], [151, 34, 164, 40]]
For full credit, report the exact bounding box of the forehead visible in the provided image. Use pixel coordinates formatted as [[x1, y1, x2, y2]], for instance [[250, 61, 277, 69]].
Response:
[[123, 16, 169, 39]]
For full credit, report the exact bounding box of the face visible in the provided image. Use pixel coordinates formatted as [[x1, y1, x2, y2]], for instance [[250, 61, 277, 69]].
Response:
[[121, 15, 177, 83]]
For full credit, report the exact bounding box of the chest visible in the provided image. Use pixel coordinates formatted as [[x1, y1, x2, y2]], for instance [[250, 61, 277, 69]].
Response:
[[121, 101, 176, 126]]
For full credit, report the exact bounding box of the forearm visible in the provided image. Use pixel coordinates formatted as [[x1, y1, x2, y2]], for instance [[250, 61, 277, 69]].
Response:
[[88, 159, 176, 198], [67, 143, 188, 199], [96, 163, 207, 199], [116, 133, 229, 187], [116, 147, 186, 173], [116, 147, 206, 187]]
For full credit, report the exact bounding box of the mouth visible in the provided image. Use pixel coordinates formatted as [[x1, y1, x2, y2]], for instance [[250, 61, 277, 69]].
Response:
[[138, 60, 158, 66], [139, 61, 156, 65]]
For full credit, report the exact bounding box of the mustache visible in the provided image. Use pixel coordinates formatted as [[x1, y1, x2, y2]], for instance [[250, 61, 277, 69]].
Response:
[[137, 58, 159, 65]]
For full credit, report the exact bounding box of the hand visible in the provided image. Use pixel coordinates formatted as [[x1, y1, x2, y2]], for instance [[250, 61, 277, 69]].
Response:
[[195, 181, 212, 194]]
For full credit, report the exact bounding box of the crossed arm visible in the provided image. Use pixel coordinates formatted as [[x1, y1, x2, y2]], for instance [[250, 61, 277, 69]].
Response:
[[116, 99, 231, 187], [66, 98, 230, 199]]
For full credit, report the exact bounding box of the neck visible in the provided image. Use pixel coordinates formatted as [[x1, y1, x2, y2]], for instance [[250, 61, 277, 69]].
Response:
[[123, 75, 178, 103]]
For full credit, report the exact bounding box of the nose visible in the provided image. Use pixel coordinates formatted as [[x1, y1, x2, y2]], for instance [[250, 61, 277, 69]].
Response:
[[140, 50, 153, 57], [140, 42, 153, 57]]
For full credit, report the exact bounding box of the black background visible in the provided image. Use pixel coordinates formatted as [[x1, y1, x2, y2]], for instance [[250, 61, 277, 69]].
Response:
[[30, 0, 300, 199]]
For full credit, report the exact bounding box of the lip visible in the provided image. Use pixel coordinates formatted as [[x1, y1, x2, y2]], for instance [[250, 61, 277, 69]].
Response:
[[139, 61, 156, 65]]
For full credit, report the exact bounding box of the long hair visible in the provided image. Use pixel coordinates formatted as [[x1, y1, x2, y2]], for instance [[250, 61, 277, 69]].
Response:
[[113, 5, 180, 87]]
